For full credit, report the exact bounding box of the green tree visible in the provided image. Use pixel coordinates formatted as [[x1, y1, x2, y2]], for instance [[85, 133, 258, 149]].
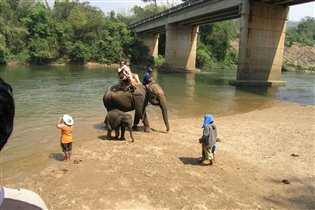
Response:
[[53, 0, 78, 21], [22, 3, 54, 38], [15, 0, 36, 21], [196, 42, 213, 68], [2, 23, 28, 55], [129, 39, 152, 65], [0, 0, 29, 56], [21, 3, 59, 64], [285, 27, 298, 46], [297, 17, 315, 46], [96, 16, 133, 62], [0, 34, 8, 64], [286, 17, 315, 46], [28, 36, 58, 64], [68, 41, 90, 64], [0, 0, 160, 65], [199, 20, 238, 62], [54, 21, 73, 57], [130, 4, 170, 23]]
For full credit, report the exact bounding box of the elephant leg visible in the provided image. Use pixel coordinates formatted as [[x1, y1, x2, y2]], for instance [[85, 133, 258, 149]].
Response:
[[142, 112, 150, 133], [132, 115, 141, 131], [120, 126, 126, 140], [132, 111, 150, 132], [107, 129, 112, 140], [114, 129, 119, 140]]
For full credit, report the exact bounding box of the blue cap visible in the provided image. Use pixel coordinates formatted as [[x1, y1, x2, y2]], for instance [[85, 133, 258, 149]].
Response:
[[202, 114, 213, 128]]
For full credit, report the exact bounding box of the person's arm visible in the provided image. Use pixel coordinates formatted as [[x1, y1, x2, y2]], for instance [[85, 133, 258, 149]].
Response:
[[199, 127, 209, 143], [124, 66, 132, 75], [213, 124, 217, 139], [56, 117, 63, 129], [208, 124, 217, 147], [148, 73, 155, 83]]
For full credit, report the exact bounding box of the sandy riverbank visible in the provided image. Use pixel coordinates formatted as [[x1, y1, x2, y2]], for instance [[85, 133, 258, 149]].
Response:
[[2, 103, 315, 209]]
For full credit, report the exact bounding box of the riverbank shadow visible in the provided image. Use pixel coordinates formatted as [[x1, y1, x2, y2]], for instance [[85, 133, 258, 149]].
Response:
[[179, 157, 201, 166], [93, 122, 105, 130], [49, 153, 65, 161], [97, 135, 128, 142], [235, 86, 276, 97]]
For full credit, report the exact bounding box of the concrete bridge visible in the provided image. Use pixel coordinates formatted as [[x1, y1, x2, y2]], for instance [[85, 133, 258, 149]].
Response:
[[128, 0, 313, 86]]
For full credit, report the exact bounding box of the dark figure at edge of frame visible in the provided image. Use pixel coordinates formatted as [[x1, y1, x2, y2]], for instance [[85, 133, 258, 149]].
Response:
[[0, 77, 48, 209]]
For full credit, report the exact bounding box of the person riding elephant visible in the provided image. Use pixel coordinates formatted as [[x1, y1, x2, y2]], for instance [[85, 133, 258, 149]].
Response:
[[103, 80, 170, 133], [118, 61, 140, 91], [143, 67, 155, 87]]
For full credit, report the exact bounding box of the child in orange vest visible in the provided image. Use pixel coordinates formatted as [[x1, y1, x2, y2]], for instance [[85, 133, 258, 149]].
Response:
[[56, 114, 74, 162]]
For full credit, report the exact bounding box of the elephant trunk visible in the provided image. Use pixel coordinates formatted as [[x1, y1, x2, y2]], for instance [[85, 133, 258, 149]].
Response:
[[160, 97, 170, 132]]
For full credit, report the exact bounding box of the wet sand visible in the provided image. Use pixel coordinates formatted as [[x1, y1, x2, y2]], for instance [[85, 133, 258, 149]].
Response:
[[1, 103, 315, 209]]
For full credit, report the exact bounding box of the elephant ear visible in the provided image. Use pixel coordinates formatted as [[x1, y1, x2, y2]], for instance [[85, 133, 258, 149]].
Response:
[[147, 87, 157, 102], [105, 115, 112, 130]]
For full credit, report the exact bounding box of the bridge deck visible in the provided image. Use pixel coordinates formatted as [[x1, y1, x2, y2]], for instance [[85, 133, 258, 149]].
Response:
[[129, 0, 313, 33]]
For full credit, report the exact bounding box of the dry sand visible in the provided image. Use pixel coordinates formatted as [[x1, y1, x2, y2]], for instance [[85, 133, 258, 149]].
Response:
[[2, 103, 315, 209]]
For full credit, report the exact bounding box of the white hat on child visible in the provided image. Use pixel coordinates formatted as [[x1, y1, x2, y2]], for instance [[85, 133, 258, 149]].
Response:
[[63, 114, 74, 126]]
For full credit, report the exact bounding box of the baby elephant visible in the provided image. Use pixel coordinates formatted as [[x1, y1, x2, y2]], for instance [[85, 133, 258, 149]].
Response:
[[104, 109, 135, 142]]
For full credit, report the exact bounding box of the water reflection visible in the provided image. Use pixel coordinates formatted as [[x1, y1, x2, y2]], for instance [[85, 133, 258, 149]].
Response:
[[230, 86, 278, 113], [0, 65, 314, 163], [236, 86, 282, 97], [185, 72, 195, 101]]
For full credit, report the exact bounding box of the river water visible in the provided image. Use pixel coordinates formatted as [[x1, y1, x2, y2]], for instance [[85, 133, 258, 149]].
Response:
[[0, 65, 314, 166]]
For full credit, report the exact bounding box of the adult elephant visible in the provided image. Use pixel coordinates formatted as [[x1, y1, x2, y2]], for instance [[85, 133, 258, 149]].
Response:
[[103, 82, 170, 132]]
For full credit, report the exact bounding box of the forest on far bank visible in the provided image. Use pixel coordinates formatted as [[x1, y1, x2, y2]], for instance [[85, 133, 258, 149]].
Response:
[[0, 0, 314, 70]]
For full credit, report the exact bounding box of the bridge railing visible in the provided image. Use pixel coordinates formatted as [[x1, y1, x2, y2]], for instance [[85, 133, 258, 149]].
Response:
[[128, 0, 207, 29]]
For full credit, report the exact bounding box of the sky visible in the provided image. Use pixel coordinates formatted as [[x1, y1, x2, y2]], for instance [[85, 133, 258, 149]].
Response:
[[48, 0, 315, 21], [288, 2, 315, 21]]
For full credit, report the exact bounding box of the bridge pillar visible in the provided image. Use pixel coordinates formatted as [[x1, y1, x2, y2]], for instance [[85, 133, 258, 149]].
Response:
[[137, 32, 159, 58], [165, 24, 199, 71], [229, 0, 289, 86]]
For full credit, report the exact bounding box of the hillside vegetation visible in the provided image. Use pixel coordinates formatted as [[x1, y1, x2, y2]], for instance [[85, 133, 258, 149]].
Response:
[[283, 17, 315, 71], [0, 0, 314, 71], [283, 43, 315, 71], [230, 40, 315, 72]]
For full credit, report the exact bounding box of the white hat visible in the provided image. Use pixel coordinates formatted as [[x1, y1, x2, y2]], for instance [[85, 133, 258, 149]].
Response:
[[63, 114, 74, 126]]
